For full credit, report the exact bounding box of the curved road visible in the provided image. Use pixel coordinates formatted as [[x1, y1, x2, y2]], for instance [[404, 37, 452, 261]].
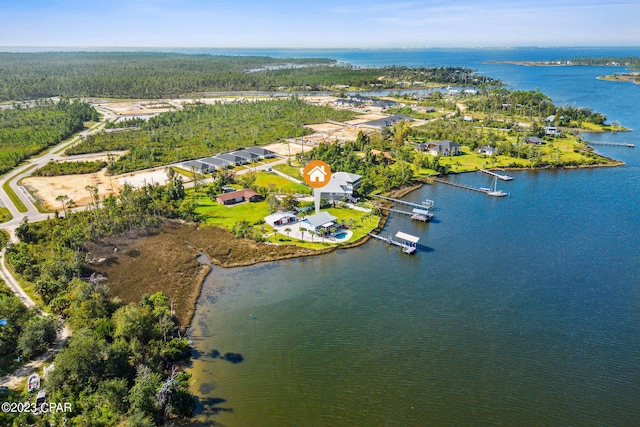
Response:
[[0, 106, 114, 389]]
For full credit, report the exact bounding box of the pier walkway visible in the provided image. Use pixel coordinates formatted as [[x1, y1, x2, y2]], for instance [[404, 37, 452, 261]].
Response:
[[431, 177, 489, 194], [480, 169, 513, 181], [371, 194, 434, 210], [377, 206, 433, 222], [588, 141, 634, 148]]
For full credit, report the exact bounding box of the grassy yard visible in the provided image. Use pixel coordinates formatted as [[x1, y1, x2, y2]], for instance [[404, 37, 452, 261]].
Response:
[[254, 171, 310, 194], [434, 135, 603, 173], [194, 194, 271, 229], [272, 162, 304, 180], [269, 206, 380, 249], [192, 186, 379, 250]]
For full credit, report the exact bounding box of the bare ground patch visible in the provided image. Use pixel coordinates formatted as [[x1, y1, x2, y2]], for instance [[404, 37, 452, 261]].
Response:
[[84, 221, 318, 326]]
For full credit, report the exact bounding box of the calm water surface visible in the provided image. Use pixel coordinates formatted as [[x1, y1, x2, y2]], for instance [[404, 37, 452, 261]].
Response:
[[187, 48, 640, 426]]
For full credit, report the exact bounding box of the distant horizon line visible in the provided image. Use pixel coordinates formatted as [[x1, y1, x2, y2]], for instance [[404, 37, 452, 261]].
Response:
[[1, 45, 640, 51]]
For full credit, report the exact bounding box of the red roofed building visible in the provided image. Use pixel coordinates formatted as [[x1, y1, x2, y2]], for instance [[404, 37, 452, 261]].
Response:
[[216, 188, 263, 205]]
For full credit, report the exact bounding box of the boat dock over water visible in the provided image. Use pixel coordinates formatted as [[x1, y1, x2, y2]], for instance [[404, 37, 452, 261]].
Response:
[[431, 177, 489, 194], [368, 231, 420, 254], [371, 194, 434, 210], [588, 141, 635, 148], [377, 206, 434, 222], [480, 169, 513, 181]]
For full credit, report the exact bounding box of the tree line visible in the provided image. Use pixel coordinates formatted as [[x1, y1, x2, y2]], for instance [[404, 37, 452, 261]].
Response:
[[0, 98, 98, 174], [0, 52, 496, 101], [67, 98, 356, 174]]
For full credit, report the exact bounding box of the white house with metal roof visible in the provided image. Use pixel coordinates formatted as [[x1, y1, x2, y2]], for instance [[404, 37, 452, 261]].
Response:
[[300, 211, 338, 234], [319, 172, 362, 202]]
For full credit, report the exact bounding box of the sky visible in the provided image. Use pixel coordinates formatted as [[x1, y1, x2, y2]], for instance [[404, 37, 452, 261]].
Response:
[[0, 0, 638, 48]]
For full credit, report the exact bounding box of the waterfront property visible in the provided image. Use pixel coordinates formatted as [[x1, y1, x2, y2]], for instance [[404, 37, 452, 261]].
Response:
[[478, 145, 497, 156], [319, 172, 362, 202], [216, 188, 263, 205], [300, 211, 338, 235], [417, 140, 462, 156]]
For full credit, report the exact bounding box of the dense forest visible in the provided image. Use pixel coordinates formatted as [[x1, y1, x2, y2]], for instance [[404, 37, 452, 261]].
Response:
[[67, 97, 356, 174], [0, 282, 59, 376], [0, 52, 496, 101], [32, 160, 108, 176], [0, 98, 98, 174]]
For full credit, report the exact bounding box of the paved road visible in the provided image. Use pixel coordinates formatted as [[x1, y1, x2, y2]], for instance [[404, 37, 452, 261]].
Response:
[[0, 115, 110, 233], [0, 106, 115, 389]]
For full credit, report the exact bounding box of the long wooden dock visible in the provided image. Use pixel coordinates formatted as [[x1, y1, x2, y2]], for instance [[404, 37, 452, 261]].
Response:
[[588, 141, 635, 148], [371, 194, 434, 210], [480, 169, 513, 181], [431, 177, 489, 194]]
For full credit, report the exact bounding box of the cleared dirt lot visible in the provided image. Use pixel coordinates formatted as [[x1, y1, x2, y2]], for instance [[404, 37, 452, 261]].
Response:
[[22, 167, 172, 210]]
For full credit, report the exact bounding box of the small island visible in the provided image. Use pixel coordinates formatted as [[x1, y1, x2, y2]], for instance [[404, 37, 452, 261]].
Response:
[[597, 71, 640, 85]]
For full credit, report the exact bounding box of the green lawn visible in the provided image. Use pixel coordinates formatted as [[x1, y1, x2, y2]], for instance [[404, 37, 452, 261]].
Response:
[[254, 171, 310, 194], [3, 182, 28, 213], [272, 162, 303, 180], [194, 195, 271, 229], [0, 207, 13, 223], [192, 187, 379, 249], [270, 207, 380, 249]]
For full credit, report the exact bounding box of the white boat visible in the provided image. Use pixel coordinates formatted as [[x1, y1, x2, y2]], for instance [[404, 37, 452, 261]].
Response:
[[27, 373, 40, 393], [486, 176, 508, 197]]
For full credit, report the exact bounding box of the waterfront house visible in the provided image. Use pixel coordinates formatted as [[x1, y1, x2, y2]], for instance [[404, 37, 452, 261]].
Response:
[[478, 145, 496, 156], [418, 140, 461, 156], [319, 171, 362, 202], [543, 126, 560, 136], [300, 211, 338, 235], [216, 188, 262, 205], [264, 211, 298, 227], [526, 136, 544, 145]]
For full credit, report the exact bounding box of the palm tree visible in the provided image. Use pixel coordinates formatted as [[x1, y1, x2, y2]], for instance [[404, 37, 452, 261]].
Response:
[[55, 194, 69, 215], [284, 227, 291, 239]]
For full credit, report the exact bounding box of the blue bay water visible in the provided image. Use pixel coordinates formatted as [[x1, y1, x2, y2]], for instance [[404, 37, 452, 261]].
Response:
[[186, 48, 640, 426]]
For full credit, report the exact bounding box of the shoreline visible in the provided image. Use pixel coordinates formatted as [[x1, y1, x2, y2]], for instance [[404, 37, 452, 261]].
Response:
[[184, 155, 626, 326]]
